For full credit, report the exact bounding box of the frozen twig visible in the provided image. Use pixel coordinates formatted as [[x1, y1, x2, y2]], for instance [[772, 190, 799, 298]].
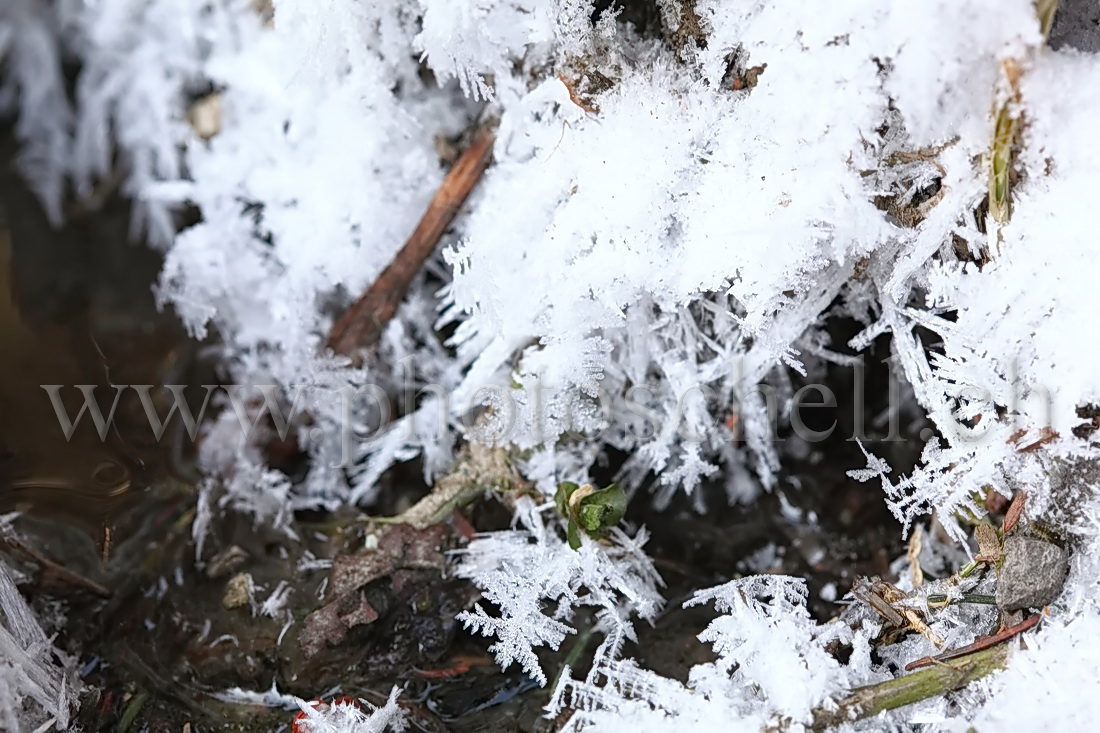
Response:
[[327, 123, 496, 356], [375, 442, 530, 529]]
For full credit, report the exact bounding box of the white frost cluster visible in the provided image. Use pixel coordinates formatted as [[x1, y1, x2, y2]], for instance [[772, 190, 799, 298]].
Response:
[[963, 609, 1100, 731], [215, 683, 407, 732], [551, 575, 876, 730], [0, 557, 75, 732], [453, 496, 664, 686], [5, 0, 1100, 730], [291, 687, 407, 733]]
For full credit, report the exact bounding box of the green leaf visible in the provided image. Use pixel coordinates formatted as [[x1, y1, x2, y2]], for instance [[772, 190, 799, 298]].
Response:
[[555, 481, 579, 516], [556, 481, 628, 550], [578, 502, 607, 532], [578, 483, 627, 527], [566, 519, 583, 550]]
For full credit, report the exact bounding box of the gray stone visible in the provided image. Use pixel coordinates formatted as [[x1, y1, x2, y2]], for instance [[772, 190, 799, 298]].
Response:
[[1051, 0, 1100, 53], [996, 536, 1068, 611]]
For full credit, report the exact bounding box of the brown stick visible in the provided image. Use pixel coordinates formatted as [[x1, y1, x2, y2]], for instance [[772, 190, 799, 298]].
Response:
[[326, 124, 496, 356], [0, 533, 111, 597], [904, 612, 1041, 671]]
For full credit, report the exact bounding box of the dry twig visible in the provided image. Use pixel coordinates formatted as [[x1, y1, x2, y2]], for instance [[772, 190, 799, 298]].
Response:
[[0, 532, 110, 597], [904, 612, 1041, 671]]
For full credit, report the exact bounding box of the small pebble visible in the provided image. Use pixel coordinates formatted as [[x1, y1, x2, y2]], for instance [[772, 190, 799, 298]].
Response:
[[206, 545, 249, 579], [996, 535, 1068, 611], [222, 572, 255, 610]]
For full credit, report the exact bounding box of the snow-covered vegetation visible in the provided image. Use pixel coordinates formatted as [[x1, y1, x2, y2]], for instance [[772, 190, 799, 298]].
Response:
[[3, 0, 1100, 730]]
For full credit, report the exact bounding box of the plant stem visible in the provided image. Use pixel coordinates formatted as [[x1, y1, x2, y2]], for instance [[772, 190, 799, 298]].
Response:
[[808, 644, 1010, 731], [926, 593, 997, 605], [550, 623, 596, 693]]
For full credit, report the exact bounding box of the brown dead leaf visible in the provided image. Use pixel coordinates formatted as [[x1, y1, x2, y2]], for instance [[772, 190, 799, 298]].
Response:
[[300, 523, 449, 658]]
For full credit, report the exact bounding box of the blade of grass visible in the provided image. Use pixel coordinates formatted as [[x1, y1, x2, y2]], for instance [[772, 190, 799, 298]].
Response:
[[986, 1, 1059, 232]]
